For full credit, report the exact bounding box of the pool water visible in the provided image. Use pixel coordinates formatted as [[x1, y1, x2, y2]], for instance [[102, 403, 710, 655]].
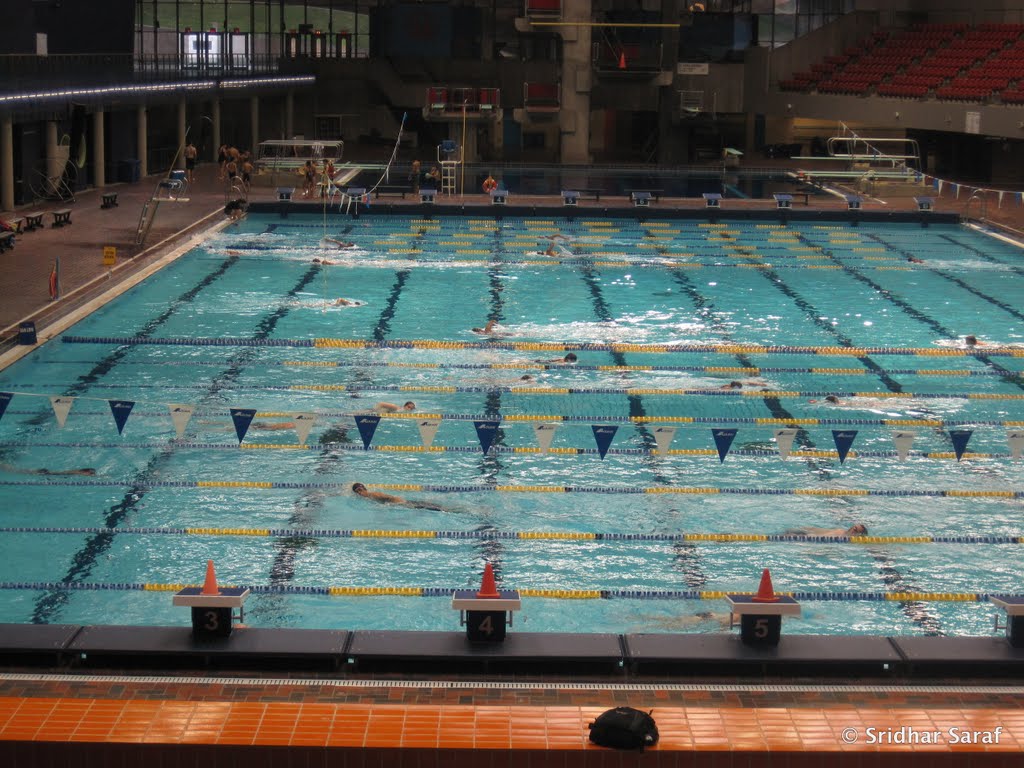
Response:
[[0, 213, 1022, 636]]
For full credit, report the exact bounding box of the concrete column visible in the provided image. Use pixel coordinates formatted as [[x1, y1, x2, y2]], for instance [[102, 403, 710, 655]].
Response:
[[45, 121, 60, 184], [250, 95, 259, 154], [92, 110, 106, 188], [0, 115, 14, 212], [211, 98, 221, 162], [285, 90, 294, 139], [137, 106, 148, 177], [176, 97, 187, 169], [559, 0, 592, 164]]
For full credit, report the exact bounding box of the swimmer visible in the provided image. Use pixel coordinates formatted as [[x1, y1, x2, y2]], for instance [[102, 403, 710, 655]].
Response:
[[472, 319, 499, 335], [312, 257, 337, 265], [720, 381, 743, 390], [906, 255, 925, 264], [964, 334, 994, 348], [251, 421, 296, 430], [375, 401, 416, 413], [324, 238, 356, 249], [538, 352, 578, 364], [351, 482, 444, 511], [0, 464, 96, 476], [223, 198, 247, 221], [809, 394, 845, 405], [784, 523, 868, 537], [332, 298, 362, 307]]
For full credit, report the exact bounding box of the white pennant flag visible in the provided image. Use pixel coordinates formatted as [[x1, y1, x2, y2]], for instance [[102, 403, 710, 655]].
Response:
[[774, 428, 798, 459], [652, 426, 677, 455], [533, 422, 559, 453], [417, 418, 442, 448], [998, 190, 1005, 208], [50, 396, 74, 428], [1009, 431, 1024, 461], [168, 404, 195, 439], [893, 431, 916, 462], [292, 412, 316, 445]]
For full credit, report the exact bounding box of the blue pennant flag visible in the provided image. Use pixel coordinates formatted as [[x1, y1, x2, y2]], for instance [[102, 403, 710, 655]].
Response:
[[108, 400, 135, 435], [0, 392, 11, 422], [230, 408, 257, 444], [832, 429, 858, 464], [592, 424, 618, 460], [949, 429, 973, 462], [473, 419, 501, 454], [712, 428, 738, 463], [355, 414, 381, 450]]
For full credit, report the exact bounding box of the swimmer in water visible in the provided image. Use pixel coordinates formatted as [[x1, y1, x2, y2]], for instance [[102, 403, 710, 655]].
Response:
[[312, 257, 337, 265], [472, 319, 499, 335], [537, 352, 578, 364], [351, 482, 445, 511], [324, 238, 356, 249], [375, 401, 416, 413], [784, 523, 868, 537], [809, 394, 846, 405], [0, 464, 96, 476]]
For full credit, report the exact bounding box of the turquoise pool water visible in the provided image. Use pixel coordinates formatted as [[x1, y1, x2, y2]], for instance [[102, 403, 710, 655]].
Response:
[[0, 213, 1022, 636]]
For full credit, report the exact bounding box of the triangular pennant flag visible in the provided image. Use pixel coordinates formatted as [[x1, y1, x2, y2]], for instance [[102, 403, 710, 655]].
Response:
[[711, 428, 738, 463], [108, 400, 135, 435], [0, 392, 12, 422], [949, 429, 973, 462], [230, 408, 257, 444], [1008, 431, 1024, 461], [832, 429, 858, 464], [652, 426, 676, 455], [998, 190, 1005, 208], [592, 424, 618, 459], [473, 419, 501, 454], [893, 431, 916, 462], [355, 414, 381, 449], [417, 418, 441, 448], [1017, 191, 1023, 206], [50, 396, 74, 428], [292, 412, 316, 445], [533, 422, 558, 453], [774, 428, 798, 460], [168, 404, 194, 439]]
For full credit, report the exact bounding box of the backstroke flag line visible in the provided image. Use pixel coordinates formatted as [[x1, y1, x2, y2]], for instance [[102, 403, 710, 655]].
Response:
[[292, 413, 316, 446], [533, 422, 558, 453], [417, 419, 441, 448], [50, 396, 74, 428], [168, 404, 194, 439], [774, 428, 798, 459], [230, 408, 257, 444]]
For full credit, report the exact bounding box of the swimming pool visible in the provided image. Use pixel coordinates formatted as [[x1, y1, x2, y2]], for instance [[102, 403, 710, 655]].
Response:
[[1, 212, 1022, 637]]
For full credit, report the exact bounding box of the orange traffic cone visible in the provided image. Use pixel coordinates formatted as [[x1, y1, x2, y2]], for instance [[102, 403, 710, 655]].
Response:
[[476, 562, 500, 598], [751, 568, 780, 603], [201, 559, 220, 596], [618, 51, 627, 69]]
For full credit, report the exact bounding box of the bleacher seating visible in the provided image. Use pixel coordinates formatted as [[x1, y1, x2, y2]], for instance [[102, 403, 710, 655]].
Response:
[[780, 22, 1024, 105]]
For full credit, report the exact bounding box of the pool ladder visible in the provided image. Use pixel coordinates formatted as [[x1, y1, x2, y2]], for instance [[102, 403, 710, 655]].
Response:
[[964, 191, 988, 223]]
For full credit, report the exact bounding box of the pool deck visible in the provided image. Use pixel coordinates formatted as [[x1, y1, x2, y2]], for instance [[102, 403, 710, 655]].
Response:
[[2, 164, 1024, 764]]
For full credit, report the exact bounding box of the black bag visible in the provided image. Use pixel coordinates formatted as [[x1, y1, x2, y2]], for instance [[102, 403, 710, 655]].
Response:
[[587, 707, 659, 750]]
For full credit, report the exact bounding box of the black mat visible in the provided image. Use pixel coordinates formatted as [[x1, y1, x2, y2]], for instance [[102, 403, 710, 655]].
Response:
[[67, 625, 349, 671], [892, 636, 1024, 676], [0, 623, 82, 665], [346, 630, 623, 674], [625, 633, 903, 676]]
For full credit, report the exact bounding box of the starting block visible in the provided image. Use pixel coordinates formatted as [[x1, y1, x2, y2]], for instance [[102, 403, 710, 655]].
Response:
[[845, 194, 862, 210], [452, 563, 520, 642], [490, 189, 508, 206], [276, 187, 294, 201], [914, 196, 934, 212], [562, 190, 580, 207], [172, 560, 250, 640], [420, 188, 437, 204], [631, 191, 652, 208], [773, 193, 793, 209], [724, 569, 800, 647], [703, 192, 722, 209]]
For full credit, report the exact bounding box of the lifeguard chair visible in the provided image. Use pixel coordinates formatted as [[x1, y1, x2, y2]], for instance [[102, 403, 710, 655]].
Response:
[[437, 140, 460, 196]]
